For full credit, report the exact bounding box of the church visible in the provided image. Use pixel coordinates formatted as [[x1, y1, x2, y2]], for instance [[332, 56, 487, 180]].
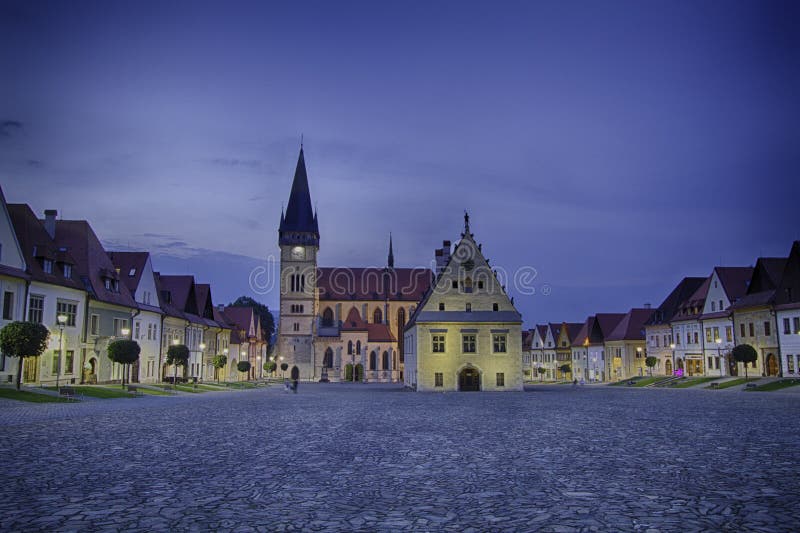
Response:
[[276, 147, 523, 391]]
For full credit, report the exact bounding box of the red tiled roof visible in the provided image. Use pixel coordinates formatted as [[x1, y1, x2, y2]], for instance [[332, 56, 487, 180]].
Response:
[[366, 323, 395, 343], [222, 306, 255, 334], [107, 251, 149, 295], [594, 313, 626, 341], [53, 219, 137, 308], [318, 267, 432, 301], [606, 308, 655, 342], [7, 204, 83, 290], [341, 306, 368, 330]]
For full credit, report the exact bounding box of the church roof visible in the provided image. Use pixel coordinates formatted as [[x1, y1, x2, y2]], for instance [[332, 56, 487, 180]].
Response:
[[279, 147, 319, 238], [317, 267, 432, 302]]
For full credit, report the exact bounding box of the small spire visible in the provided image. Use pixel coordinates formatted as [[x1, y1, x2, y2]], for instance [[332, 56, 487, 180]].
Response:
[[464, 210, 470, 234], [300, 133, 304, 149], [388, 232, 395, 268]]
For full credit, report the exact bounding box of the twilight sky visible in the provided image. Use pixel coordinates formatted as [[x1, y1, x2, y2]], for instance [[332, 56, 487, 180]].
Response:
[[1, 0, 798, 327]]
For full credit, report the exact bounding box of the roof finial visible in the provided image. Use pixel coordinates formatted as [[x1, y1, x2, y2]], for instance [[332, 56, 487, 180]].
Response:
[[388, 232, 394, 268], [464, 210, 470, 234], [300, 133, 303, 149]]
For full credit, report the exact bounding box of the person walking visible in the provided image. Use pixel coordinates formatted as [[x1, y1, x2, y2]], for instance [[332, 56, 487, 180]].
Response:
[[292, 378, 299, 394]]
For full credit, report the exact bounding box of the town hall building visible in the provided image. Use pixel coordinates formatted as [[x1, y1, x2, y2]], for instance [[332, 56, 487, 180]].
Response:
[[275, 147, 524, 391]]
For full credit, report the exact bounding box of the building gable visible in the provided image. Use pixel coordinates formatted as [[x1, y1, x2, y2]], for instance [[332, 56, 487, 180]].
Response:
[[0, 187, 25, 271]]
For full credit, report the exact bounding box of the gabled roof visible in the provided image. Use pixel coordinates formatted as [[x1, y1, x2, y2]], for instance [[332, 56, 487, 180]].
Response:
[[107, 251, 149, 295], [222, 306, 256, 337], [8, 204, 81, 289], [194, 283, 216, 321], [341, 306, 368, 330], [646, 277, 707, 326], [774, 241, 800, 307], [157, 275, 198, 316], [571, 318, 591, 347], [318, 267, 432, 302], [279, 147, 319, 242], [716, 266, 755, 304], [53, 219, 137, 308], [366, 323, 395, 343], [606, 308, 655, 342], [730, 257, 789, 311], [671, 276, 711, 322], [536, 324, 548, 341], [521, 330, 533, 351], [0, 187, 26, 274]]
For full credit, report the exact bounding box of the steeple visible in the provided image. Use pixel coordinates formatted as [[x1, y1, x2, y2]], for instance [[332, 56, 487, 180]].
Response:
[[279, 146, 320, 246], [388, 233, 394, 268], [462, 210, 473, 238]]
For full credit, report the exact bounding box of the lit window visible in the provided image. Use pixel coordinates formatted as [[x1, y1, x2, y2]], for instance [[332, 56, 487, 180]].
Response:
[[43, 259, 53, 274], [493, 334, 507, 353], [432, 334, 445, 353], [462, 334, 476, 353]]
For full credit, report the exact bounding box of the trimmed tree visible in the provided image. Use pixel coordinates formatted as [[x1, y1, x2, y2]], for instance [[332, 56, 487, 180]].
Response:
[[166, 344, 190, 384], [237, 360, 251, 381], [732, 344, 758, 379], [559, 364, 571, 380], [263, 360, 276, 375], [107, 339, 141, 388], [645, 356, 659, 376], [0, 321, 50, 390], [280, 362, 288, 377], [212, 354, 227, 383], [537, 367, 546, 381]]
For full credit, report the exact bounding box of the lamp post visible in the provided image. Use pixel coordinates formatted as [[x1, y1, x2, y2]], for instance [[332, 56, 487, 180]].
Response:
[[241, 350, 247, 381], [199, 342, 206, 382], [56, 314, 67, 388], [120, 327, 131, 385], [670, 343, 676, 376], [636, 346, 643, 377], [715, 338, 722, 377], [257, 355, 262, 379]]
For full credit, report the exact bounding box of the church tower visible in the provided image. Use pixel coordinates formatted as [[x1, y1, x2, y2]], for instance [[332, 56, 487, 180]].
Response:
[[277, 146, 319, 380]]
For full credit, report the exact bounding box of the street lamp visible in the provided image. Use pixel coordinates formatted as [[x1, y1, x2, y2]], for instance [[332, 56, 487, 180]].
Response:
[[199, 343, 206, 381], [670, 343, 676, 376], [715, 338, 723, 377], [257, 355, 262, 379], [56, 314, 67, 388], [121, 327, 130, 338]]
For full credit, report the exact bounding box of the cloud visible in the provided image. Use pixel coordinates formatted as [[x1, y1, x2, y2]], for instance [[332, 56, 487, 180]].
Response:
[[1, 120, 23, 137]]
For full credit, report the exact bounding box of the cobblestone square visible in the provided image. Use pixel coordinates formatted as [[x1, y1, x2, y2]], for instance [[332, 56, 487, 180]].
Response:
[[1, 385, 799, 531]]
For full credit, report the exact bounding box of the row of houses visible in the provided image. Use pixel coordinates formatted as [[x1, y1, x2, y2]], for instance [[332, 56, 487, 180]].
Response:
[[524, 241, 800, 382], [0, 186, 270, 386]]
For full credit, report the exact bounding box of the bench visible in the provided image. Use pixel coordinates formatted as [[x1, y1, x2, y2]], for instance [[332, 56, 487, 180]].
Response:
[[127, 385, 143, 397], [627, 380, 636, 387], [746, 383, 758, 389], [710, 382, 720, 389], [59, 387, 77, 401]]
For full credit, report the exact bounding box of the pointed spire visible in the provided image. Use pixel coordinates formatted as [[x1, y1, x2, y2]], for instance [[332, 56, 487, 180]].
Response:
[[463, 210, 471, 236], [279, 146, 319, 245], [388, 233, 394, 268]]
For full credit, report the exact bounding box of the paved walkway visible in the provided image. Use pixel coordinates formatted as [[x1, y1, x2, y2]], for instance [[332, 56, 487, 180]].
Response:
[[1, 384, 798, 531]]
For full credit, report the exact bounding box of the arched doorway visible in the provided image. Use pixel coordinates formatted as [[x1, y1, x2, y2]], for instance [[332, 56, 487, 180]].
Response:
[[664, 359, 672, 375], [323, 348, 333, 368], [354, 363, 364, 382], [344, 363, 353, 381], [459, 367, 481, 391], [728, 356, 738, 376], [290, 366, 299, 380], [766, 353, 778, 376]]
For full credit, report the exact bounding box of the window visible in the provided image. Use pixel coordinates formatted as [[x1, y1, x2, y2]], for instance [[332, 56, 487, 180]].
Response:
[[462, 334, 476, 353], [493, 334, 507, 353], [43, 259, 53, 274], [496, 373, 505, 387], [477, 281, 484, 289], [293, 323, 299, 332], [465, 303, 471, 313], [322, 308, 334, 327], [63, 264, 72, 278], [52, 350, 60, 373], [713, 327, 719, 342], [719, 300, 723, 310], [129, 268, 136, 276], [741, 323, 746, 338], [795, 317, 800, 334], [2, 291, 13, 320], [708, 356, 713, 369], [28, 295, 44, 323], [113, 318, 129, 337], [764, 321, 771, 337], [711, 301, 716, 312], [56, 300, 78, 327], [432, 334, 445, 353], [90, 314, 100, 336], [382, 351, 389, 370], [435, 372, 443, 387], [686, 332, 691, 344], [373, 308, 382, 324], [749, 323, 754, 337], [464, 277, 473, 293], [356, 341, 361, 355], [788, 354, 795, 374], [104, 278, 111, 290], [693, 332, 698, 344], [438, 303, 445, 311], [725, 326, 732, 343], [64, 350, 74, 374], [784, 318, 791, 335], [452, 280, 458, 289], [705, 329, 712, 343], [492, 303, 499, 312], [135, 321, 141, 339]]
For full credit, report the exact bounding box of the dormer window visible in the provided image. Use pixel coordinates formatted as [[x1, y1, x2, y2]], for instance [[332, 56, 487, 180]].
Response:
[[104, 278, 111, 290], [63, 264, 72, 279], [129, 268, 136, 276], [43, 259, 53, 274]]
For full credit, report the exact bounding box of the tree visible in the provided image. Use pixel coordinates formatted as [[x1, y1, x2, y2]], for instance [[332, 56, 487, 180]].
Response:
[[280, 362, 288, 377], [0, 321, 49, 390], [559, 364, 571, 380], [264, 360, 276, 374], [645, 356, 659, 376], [237, 360, 251, 381], [166, 344, 190, 384], [228, 296, 275, 343], [107, 339, 141, 388], [536, 367, 546, 381], [212, 354, 227, 383], [732, 344, 758, 379]]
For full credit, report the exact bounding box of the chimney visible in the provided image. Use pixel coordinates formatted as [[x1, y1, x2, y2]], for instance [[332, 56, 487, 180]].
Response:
[[441, 240, 451, 265], [644, 303, 651, 309], [44, 209, 57, 238]]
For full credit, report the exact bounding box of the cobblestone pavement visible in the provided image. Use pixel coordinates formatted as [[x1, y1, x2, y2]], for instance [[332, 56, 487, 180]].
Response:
[[1, 384, 799, 532]]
